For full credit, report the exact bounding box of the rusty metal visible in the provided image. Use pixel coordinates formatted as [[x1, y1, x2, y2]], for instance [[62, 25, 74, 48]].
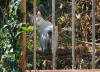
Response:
[[25, 70, 100, 72], [72, 0, 76, 69], [92, 0, 96, 69], [33, 0, 37, 70], [21, 0, 26, 71]]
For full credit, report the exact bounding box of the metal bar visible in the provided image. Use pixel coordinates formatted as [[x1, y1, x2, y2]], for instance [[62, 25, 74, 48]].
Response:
[[92, 0, 96, 69], [72, 0, 76, 69], [25, 70, 100, 72], [21, 0, 26, 71], [52, 0, 56, 70], [33, 0, 36, 70]]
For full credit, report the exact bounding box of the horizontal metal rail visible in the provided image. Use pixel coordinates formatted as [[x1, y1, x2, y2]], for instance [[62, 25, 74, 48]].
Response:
[[25, 70, 100, 72]]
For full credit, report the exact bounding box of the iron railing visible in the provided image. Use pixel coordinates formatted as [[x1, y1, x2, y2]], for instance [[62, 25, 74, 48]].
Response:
[[21, 0, 96, 71]]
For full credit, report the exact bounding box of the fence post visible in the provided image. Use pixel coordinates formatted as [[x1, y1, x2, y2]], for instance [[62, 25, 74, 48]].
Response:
[[92, 0, 96, 69], [21, 0, 26, 71], [72, 0, 76, 69], [33, 0, 37, 70], [52, 0, 56, 70]]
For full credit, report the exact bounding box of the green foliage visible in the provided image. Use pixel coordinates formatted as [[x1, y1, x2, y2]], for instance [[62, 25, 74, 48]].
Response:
[[21, 26, 34, 31], [36, 0, 40, 5], [0, 18, 23, 72], [0, 0, 23, 71], [9, 0, 22, 20]]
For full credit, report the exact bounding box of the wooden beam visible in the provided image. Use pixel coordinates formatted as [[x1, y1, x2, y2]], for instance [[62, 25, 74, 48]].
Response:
[[92, 0, 96, 69], [72, 0, 76, 69], [33, 0, 37, 70]]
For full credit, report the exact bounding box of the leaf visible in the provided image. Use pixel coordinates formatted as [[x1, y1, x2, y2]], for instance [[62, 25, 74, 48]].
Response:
[[17, 23, 23, 28], [82, 4, 84, 9], [21, 27, 28, 31], [15, 32, 21, 38], [2, 25, 8, 29], [11, 54, 15, 61], [28, 26, 34, 31], [21, 26, 34, 31], [36, 0, 40, 4]]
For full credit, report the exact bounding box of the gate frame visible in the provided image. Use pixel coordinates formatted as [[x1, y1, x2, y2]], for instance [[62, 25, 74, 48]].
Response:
[[21, 0, 96, 71]]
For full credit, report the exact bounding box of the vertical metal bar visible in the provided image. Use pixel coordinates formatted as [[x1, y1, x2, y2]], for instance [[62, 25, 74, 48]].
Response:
[[21, 0, 26, 71], [52, 0, 56, 70], [72, 0, 76, 69], [92, 0, 96, 69], [33, 0, 36, 70]]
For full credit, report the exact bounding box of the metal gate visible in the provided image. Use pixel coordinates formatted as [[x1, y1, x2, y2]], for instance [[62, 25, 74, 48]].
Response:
[[20, 0, 98, 71]]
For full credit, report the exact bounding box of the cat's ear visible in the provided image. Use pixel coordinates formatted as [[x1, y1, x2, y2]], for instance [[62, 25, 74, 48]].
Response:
[[37, 11, 41, 16]]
